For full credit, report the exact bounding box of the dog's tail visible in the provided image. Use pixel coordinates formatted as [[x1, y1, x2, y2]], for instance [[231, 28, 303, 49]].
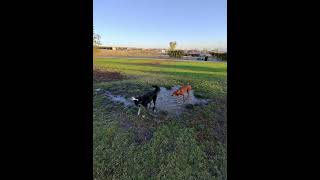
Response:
[[152, 85, 160, 93]]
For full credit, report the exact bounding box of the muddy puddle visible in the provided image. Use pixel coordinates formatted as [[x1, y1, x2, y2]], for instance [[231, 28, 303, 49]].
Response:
[[156, 86, 209, 116], [96, 89, 134, 108], [95, 86, 209, 116]]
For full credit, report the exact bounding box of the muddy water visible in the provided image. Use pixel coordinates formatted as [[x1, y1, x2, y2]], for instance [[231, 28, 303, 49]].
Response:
[[103, 91, 134, 107], [97, 86, 208, 116], [156, 86, 208, 116]]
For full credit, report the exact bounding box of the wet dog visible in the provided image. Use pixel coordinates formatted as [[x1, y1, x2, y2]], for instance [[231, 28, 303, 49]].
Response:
[[131, 85, 160, 115], [171, 83, 192, 100]]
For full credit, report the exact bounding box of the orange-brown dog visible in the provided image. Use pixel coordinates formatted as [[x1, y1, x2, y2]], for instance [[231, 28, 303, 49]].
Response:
[[171, 83, 192, 100]]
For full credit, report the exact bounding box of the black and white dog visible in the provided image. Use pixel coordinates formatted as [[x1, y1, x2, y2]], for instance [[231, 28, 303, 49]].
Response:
[[131, 85, 160, 115]]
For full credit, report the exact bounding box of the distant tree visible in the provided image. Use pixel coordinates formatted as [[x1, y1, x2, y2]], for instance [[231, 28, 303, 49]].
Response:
[[169, 41, 177, 50], [93, 26, 102, 60], [168, 50, 184, 58], [93, 26, 102, 47], [167, 41, 183, 58]]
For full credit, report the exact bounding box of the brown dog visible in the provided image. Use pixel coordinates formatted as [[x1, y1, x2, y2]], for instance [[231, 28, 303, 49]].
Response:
[[171, 83, 192, 100]]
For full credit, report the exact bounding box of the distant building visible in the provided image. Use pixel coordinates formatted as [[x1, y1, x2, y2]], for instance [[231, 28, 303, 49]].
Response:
[[186, 50, 201, 57], [131, 48, 143, 50], [98, 46, 116, 50], [116, 47, 128, 50]]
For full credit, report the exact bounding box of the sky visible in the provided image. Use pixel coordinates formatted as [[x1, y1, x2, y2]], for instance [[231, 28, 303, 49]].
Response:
[[93, 0, 227, 50]]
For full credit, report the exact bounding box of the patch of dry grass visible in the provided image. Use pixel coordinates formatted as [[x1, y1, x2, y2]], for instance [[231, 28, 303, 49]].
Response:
[[97, 49, 162, 57], [93, 68, 126, 83]]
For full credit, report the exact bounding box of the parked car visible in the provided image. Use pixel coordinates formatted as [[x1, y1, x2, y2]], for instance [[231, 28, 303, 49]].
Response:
[[196, 57, 205, 61], [196, 55, 210, 61]]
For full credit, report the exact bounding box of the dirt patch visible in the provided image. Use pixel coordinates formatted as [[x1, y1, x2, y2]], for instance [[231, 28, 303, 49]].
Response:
[[109, 111, 157, 144], [133, 125, 154, 144], [97, 49, 161, 57], [93, 69, 125, 82]]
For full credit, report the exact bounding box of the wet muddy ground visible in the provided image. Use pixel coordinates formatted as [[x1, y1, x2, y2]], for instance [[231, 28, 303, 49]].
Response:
[[156, 86, 209, 116], [95, 86, 209, 116]]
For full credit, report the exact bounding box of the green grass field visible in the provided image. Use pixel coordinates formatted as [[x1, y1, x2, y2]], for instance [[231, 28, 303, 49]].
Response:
[[93, 58, 227, 180]]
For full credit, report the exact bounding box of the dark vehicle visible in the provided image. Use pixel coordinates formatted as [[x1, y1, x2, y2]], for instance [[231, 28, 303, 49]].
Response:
[[197, 56, 209, 61]]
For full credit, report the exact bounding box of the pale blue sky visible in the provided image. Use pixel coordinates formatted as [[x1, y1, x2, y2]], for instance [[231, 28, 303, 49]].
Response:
[[94, 0, 227, 50]]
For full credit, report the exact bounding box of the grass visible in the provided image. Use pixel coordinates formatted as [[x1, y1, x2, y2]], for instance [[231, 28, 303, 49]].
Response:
[[93, 58, 227, 180]]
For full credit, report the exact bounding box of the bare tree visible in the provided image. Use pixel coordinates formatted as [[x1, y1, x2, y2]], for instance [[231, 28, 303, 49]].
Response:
[[93, 26, 102, 60], [93, 26, 102, 47]]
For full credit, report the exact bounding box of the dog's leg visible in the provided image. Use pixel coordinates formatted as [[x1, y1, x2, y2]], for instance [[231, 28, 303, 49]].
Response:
[[152, 97, 157, 112], [137, 106, 141, 116]]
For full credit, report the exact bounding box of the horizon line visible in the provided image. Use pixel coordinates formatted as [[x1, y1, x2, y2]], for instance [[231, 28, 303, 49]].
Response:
[[100, 45, 227, 50]]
